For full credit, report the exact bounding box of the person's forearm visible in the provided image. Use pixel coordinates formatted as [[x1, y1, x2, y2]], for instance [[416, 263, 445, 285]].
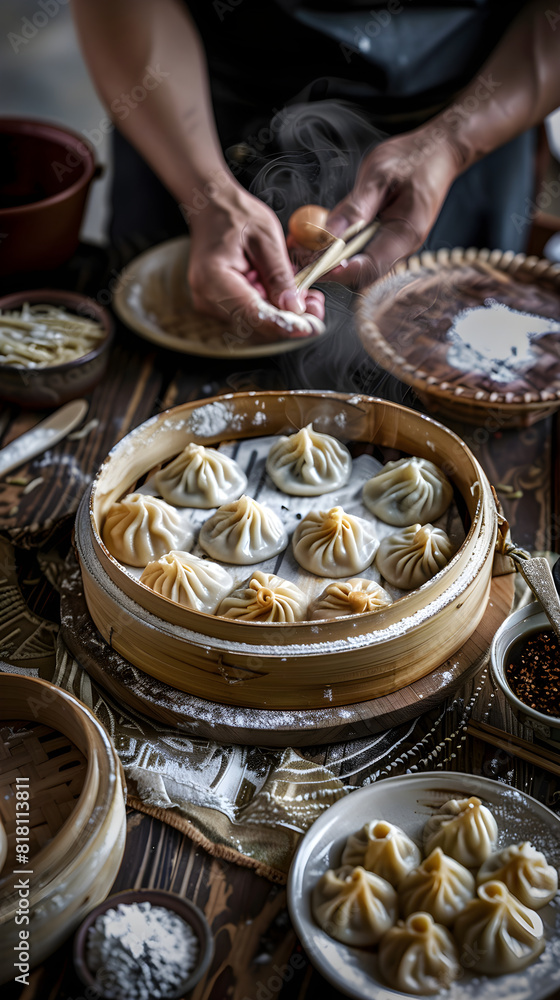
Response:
[[435, 0, 560, 171], [72, 0, 232, 206]]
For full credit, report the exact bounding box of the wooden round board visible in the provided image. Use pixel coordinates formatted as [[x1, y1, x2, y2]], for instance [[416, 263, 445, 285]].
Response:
[[113, 236, 325, 359], [60, 550, 514, 747], [357, 247, 560, 427]]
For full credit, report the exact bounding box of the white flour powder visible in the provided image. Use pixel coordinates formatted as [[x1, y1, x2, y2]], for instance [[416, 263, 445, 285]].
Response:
[[86, 901, 199, 999], [446, 298, 560, 383]]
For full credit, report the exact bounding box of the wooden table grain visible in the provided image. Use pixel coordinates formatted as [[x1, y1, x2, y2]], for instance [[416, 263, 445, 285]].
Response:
[[1, 252, 560, 1000]]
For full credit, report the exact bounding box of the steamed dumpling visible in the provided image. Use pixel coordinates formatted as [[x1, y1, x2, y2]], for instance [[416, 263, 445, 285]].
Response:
[[341, 820, 421, 887], [292, 507, 378, 578], [378, 912, 460, 995], [399, 847, 475, 926], [140, 550, 233, 613], [376, 522, 454, 590], [199, 495, 288, 564], [363, 457, 453, 527], [216, 571, 307, 623], [307, 577, 392, 620], [154, 443, 247, 508], [102, 493, 193, 567], [266, 423, 352, 496], [423, 796, 498, 868], [454, 881, 545, 974], [312, 865, 397, 946], [477, 842, 558, 910]]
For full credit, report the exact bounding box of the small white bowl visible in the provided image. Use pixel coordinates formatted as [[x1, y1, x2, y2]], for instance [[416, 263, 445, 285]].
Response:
[[491, 602, 560, 747]]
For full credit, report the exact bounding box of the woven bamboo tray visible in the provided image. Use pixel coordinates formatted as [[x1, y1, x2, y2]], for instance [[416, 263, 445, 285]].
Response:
[[0, 674, 127, 980], [357, 247, 560, 427], [76, 390, 503, 711]]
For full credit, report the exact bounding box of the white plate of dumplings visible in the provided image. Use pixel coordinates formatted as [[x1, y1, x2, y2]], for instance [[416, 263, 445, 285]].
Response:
[[287, 773, 560, 1000]]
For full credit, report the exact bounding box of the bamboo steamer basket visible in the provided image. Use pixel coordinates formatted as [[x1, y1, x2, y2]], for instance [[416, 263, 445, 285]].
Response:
[[0, 674, 126, 981], [357, 247, 560, 428], [75, 390, 503, 710]]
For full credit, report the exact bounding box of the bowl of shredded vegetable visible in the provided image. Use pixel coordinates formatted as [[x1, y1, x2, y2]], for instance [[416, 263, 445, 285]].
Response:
[[0, 288, 113, 407]]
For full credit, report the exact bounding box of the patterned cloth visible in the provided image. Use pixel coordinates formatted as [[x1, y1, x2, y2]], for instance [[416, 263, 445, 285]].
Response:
[[0, 520, 528, 882]]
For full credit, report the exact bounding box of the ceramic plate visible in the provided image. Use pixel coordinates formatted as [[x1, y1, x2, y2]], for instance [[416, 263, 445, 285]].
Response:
[[113, 236, 324, 358], [287, 772, 560, 1000]]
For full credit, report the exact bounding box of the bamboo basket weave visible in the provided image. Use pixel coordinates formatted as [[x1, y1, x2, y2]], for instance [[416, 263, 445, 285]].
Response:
[[0, 675, 127, 980], [76, 390, 503, 710], [357, 248, 560, 427]]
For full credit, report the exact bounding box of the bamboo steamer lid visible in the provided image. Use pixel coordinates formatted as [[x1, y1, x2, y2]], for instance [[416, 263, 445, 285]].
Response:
[[77, 391, 500, 710], [0, 675, 126, 979]]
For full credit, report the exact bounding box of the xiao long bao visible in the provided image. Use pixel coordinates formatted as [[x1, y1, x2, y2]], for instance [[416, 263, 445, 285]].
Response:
[[378, 912, 461, 995], [216, 571, 307, 623], [139, 550, 233, 614], [307, 578, 392, 621], [312, 865, 397, 947], [423, 795, 498, 868], [363, 457, 453, 527], [292, 507, 379, 578], [266, 423, 352, 496], [154, 442, 247, 508], [476, 841, 558, 910], [341, 820, 421, 887], [376, 523, 455, 590], [454, 881, 545, 974], [398, 848, 475, 926], [102, 493, 193, 567], [199, 495, 288, 564]]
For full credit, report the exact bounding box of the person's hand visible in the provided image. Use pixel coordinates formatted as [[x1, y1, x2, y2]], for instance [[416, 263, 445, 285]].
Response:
[[187, 180, 325, 340], [325, 126, 463, 288]]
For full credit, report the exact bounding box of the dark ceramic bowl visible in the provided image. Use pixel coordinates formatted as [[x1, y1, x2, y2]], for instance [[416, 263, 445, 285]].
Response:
[[0, 117, 100, 275], [73, 889, 214, 999], [0, 288, 113, 408]]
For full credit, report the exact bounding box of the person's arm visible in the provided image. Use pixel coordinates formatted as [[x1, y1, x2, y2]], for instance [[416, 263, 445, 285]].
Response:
[[72, 0, 324, 337], [326, 0, 560, 286]]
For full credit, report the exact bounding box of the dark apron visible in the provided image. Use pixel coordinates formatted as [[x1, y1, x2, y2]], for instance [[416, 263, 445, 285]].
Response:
[[111, 0, 534, 254]]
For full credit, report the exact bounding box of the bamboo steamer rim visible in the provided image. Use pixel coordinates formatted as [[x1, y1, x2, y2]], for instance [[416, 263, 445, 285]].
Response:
[[0, 674, 124, 910], [356, 246, 560, 412], [87, 390, 495, 644]]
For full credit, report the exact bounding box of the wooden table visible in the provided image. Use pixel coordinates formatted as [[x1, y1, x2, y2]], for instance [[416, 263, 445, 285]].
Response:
[[1, 247, 560, 1000]]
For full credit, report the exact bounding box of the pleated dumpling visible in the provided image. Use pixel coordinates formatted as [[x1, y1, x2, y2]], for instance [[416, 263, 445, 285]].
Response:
[[199, 495, 288, 564], [154, 443, 247, 508], [266, 423, 352, 496], [102, 493, 193, 567], [399, 847, 475, 926], [307, 578, 392, 620], [292, 507, 378, 578], [312, 865, 397, 946], [216, 571, 307, 623], [140, 551, 233, 613], [341, 820, 421, 887], [454, 881, 545, 974], [423, 796, 498, 868], [378, 912, 461, 995], [376, 523, 454, 590], [363, 457, 453, 527], [477, 842, 558, 910]]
